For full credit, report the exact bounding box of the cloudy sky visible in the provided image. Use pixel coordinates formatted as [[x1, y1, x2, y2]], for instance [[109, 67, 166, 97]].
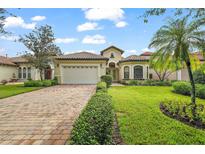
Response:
[[0, 8, 174, 57]]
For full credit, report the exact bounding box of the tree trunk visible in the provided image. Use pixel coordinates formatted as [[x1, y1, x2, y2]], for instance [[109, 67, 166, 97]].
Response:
[[40, 69, 43, 81], [185, 60, 196, 116]]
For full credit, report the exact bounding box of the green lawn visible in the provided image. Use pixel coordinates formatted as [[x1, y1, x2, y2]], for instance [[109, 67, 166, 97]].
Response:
[[109, 86, 205, 144], [0, 84, 41, 99]]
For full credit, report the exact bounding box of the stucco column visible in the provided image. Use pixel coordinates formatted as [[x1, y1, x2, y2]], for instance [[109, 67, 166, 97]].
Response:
[[21, 67, 23, 79]]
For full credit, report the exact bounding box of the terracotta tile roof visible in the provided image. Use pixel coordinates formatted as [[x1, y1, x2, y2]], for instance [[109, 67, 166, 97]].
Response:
[[140, 51, 153, 56], [10, 57, 29, 63], [119, 55, 150, 63], [56, 52, 109, 60], [100, 45, 124, 55], [0, 56, 16, 66]]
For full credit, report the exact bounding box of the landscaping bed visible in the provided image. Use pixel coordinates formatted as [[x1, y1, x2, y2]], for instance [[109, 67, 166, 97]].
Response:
[[160, 100, 205, 129]]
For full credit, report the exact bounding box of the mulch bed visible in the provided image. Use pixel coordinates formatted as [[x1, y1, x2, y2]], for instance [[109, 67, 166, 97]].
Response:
[[112, 114, 124, 145], [160, 103, 205, 129]]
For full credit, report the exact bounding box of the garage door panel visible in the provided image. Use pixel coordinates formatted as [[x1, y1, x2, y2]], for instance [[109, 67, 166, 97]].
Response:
[[62, 65, 98, 84]]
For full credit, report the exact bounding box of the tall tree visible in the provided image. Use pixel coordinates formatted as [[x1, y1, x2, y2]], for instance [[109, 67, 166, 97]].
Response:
[[19, 25, 62, 80], [149, 17, 205, 116], [141, 8, 205, 23]]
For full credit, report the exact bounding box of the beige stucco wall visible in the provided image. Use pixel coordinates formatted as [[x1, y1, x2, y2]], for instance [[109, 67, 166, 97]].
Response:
[[17, 63, 44, 80], [54, 59, 107, 84], [102, 47, 122, 67], [0, 65, 17, 81], [119, 61, 182, 81], [119, 62, 150, 80]]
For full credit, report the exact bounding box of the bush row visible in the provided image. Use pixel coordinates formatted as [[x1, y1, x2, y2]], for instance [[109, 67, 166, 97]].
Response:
[[121, 79, 172, 86], [70, 81, 114, 145], [101, 75, 112, 88], [172, 81, 205, 99], [96, 81, 107, 92], [24, 78, 58, 87], [160, 100, 205, 128]]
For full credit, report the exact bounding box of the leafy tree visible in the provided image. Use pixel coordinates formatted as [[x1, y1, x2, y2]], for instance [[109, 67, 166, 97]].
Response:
[[149, 17, 205, 116], [19, 25, 62, 80], [149, 55, 181, 81], [141, 8, 205, 23]]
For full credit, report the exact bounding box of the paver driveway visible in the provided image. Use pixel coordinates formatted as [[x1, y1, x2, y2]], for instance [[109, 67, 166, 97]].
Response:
[[0, 85, 96, 145]]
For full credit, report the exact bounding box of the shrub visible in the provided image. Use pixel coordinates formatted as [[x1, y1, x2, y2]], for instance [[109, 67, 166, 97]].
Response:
[[193, 69, 205, 84], [197, 86, 205, 99], [128, 80, 138, 85], [24, 80, 43, 87], [96, 81, 107, 92], [172, 81, 191, 95], [160, 100, 205, 128], [42, 80, 52, 87], [70, 92, 114, 145], [51, 77, 58, 85], [1, 80, 8, 85], [101, 75, 112, 88], [127, 80, 172, 86]]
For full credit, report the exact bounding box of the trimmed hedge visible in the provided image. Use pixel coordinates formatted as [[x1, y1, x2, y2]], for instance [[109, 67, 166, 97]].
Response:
[[96, 81, 107, 92], [160, 100, 205, 128], [126, 80, 172, 86], [70, 90, 114, 145], [172, 81, 205, 99], [193, 69, 205, 84], [101, 75, 112, 88], [24, 79, 57, 87], [172, 81, 191, 95]]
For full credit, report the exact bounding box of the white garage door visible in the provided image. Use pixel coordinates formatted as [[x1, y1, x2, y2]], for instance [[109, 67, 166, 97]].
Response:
[[61, 65, 98, 84]]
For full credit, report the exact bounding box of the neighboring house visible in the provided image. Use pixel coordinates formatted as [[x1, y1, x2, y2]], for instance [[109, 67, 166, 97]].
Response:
[[0, 56, 54, 82], [0, 45, 204, 84]]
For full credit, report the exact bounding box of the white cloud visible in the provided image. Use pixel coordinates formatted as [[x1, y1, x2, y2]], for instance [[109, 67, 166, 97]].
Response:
[[55, 38, 78, 44], [0, 35, 19, 41], [115, 21, 128, 28], [77, 22, 102, 32], [64, 50, 96, 55], [4, 16, 36, 29], [84, 8, 125, 22], [31, 16, 46, 21], [82, 34, 106, 44]]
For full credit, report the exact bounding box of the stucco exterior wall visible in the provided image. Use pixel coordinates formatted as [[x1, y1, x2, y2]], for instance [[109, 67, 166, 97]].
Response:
[[0, 65, 17, 81], [17, 63, 44, 80], [119, 62, 149, 80], [54, 60, 107, 84], [181, 68, 189, 81], [102, 48, 122, 67]]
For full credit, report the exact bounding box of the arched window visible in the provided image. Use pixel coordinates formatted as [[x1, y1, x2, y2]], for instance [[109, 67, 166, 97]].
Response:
[[124, 66, 129, 79], [27, 67, 31, 79], [18, 67, 22, 79], [134, 65, 143, 79], [23, 67, 26, 79]]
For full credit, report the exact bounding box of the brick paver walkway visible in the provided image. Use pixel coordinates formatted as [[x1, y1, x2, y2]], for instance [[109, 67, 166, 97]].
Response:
[[0, 85, 96, 145]]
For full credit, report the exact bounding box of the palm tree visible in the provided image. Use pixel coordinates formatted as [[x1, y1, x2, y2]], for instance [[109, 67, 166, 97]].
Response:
[[149, 17, 205, 115]]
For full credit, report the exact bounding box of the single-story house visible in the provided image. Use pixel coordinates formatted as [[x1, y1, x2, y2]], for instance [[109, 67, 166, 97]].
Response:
[[0, 45, 204, 84]]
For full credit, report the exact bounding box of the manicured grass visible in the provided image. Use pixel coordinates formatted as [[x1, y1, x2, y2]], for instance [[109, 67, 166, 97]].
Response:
[[0, 84, 41, 99], [108, 86, 205, 144]]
